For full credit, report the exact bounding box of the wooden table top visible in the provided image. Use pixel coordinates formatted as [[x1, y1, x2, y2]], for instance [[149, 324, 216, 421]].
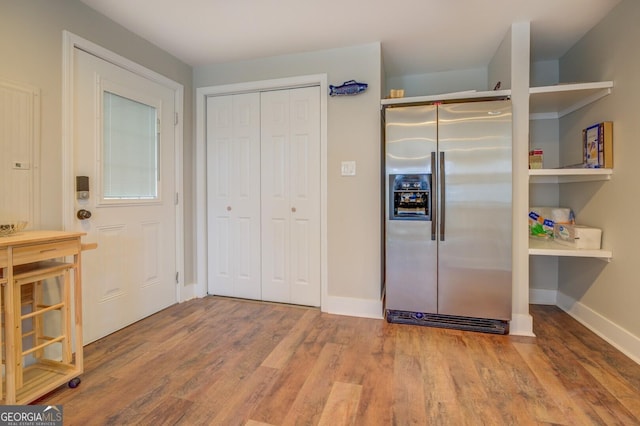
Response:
[[0, 230, 86, 248]]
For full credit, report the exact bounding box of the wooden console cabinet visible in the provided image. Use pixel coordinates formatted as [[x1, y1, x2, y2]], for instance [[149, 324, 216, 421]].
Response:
[[1, 231, 90, 404]]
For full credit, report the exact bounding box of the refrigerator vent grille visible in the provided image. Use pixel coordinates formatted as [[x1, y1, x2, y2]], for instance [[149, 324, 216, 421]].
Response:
[[386, 310, 509, 335]]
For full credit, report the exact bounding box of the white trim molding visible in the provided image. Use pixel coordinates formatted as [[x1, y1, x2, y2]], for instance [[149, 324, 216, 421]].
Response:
[[557, 291, 640, 365], [195, 75, 329, 308], [323, 296, 383, 320], [510, 313, 536, 337]]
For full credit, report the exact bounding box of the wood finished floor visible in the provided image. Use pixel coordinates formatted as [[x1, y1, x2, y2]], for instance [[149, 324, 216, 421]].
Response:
[[35, 297, 640, 425]]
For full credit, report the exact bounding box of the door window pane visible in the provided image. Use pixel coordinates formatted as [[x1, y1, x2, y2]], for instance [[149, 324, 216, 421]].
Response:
[[102, 91, 158, 200]]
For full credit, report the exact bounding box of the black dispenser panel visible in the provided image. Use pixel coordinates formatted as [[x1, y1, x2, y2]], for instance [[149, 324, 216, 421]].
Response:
[[389, 174, 431, 221]]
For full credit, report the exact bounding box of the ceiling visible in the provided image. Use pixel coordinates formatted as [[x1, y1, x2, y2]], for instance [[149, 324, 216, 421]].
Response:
[[79, 0, 620, 77]]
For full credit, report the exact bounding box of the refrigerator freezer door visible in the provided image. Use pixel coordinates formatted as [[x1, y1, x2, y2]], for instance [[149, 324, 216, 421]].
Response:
[[436, 100, 512, 320], [385, 105, 438, 313]]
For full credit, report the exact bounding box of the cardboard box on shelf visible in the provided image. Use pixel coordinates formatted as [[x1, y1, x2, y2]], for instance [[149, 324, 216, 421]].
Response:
[[583, 121, 613, 168], [529, 149, 543, 169], [553, 223, 602, 249]]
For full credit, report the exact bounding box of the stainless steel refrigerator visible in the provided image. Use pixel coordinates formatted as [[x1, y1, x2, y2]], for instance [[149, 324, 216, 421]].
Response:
[[383, 99, 512, 334]]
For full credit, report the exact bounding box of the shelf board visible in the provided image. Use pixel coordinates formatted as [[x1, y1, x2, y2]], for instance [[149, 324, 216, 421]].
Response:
[[529, 81, 613, 120], [381, 89, 512, 106], [529, 168, 612, 183], [529, 238, 612, 261]]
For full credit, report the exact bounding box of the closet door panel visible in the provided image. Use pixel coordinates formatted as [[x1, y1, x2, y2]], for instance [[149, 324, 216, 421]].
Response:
[[289, 87, 321, 306], [261, 90, 291, 302], [231, 94, 262, 299], [207, 96, 234, 296], [207, 93, 261, 299], [261, 87, 320, 306]]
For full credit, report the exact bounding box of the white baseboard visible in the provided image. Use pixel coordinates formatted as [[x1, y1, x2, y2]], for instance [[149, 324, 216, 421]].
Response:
[[179, 281, 204, 302], [322, 295, 384, 319], [510, 313, 535, 336], [556, 291, 640, 365], [529, 288, 557, 305], [185, 288, 385, 320]]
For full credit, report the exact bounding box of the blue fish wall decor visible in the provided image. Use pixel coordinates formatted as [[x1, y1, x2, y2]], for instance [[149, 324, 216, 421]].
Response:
[[329, 80, 368, 96]]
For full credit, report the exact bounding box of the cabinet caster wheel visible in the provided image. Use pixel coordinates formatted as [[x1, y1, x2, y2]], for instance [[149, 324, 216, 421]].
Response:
[[68, 377, 81, 388]]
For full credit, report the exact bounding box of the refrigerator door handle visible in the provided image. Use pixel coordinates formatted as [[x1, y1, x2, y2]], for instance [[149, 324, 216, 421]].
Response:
[[431, 152, 436, 241], [440, 151, 446, 241]]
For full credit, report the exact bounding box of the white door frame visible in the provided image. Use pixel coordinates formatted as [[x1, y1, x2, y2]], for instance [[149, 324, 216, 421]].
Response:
[[195, 75, 328, 310], [61, 31, 184, 302]]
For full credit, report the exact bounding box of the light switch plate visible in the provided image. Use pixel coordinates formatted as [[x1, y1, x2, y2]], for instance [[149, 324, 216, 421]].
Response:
[[341, 161, 356, 176], [13, 161, 30, 170]]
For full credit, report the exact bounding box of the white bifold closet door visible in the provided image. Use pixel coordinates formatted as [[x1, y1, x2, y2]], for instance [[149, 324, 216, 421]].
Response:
[[206, 86, 320, 306], [261, 87, 321, 306], [206, 93, 262, 300]]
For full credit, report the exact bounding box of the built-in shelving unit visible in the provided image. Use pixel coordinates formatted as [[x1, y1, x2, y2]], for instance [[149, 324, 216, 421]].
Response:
[[528, 81, 614, 260]]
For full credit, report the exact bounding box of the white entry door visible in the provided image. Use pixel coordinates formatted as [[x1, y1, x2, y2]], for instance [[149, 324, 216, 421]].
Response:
[[261, 87, 321, 306], [206, 93, 261, 299], [74, 49, 177, 343]]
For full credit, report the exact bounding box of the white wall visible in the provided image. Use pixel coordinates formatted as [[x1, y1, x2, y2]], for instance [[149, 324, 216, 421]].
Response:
[[531, 60, 559, 87], [488, 26, 512, 90], [194, 43, 384, 309], [558, 0, 640, 358], [386, 67, 488, 98]]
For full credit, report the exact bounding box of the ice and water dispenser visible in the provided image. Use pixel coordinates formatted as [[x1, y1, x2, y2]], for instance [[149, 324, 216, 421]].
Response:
[[389, 174, 431, 221]]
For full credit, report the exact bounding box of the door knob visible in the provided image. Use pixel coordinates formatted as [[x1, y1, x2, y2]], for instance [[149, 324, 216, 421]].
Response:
[[291, 207, 297, 213], [77, 209, 92, 220], [226, 206, 232, 211]]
